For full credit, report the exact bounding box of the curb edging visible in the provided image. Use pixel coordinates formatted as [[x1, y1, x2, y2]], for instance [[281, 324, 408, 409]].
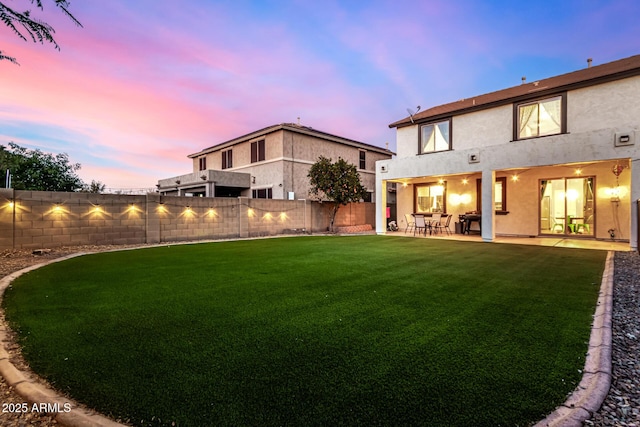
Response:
[[534, 250, 614, 427]]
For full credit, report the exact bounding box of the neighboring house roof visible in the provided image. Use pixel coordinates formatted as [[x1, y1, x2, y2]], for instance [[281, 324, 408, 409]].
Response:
[[389, 54, 640, 129], [189, 122, 394, 158]]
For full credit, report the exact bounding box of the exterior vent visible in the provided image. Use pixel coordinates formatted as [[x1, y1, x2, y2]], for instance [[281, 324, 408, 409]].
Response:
[[614, 131, 635, 147], [468, 153, 480, 163]]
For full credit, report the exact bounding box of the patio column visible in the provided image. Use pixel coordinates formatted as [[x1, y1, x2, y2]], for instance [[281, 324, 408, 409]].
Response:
[[376, 178, 387, 234], [481, 169, 496, 242], [630, 166, 639, 250]]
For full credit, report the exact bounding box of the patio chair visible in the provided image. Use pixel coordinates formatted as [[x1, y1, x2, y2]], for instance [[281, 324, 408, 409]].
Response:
[[575, 215, 593, 234], [428, 213, 441, 234], [414, 214, 428, 236], [434, 214, 452, 235], [404, 213, 415, 234]]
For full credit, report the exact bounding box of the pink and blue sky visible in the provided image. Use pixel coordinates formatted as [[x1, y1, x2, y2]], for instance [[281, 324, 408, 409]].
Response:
[[1, 0, 639, 189]]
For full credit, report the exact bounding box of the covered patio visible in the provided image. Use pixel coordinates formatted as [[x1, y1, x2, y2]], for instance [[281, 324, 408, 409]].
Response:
[[380, 158, 634, 250]]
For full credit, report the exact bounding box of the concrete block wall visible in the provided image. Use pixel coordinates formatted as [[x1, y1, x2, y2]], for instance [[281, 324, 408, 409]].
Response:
[[0, 190, 376, 250]]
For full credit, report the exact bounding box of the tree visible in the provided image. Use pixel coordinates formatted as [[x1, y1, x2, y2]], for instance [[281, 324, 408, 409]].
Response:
[[1, 0, 82, 65], [1, 142, 86, 191], [83, 179, 106, 193], [308, 156, 367, 232]]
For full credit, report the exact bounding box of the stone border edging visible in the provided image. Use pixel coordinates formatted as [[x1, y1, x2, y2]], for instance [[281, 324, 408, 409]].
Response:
[[534, 250, 614, 427], [0, 253, 128, 427]]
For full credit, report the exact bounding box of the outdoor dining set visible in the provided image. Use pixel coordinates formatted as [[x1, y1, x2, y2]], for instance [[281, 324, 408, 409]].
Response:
[[404, 212, 481, 236]]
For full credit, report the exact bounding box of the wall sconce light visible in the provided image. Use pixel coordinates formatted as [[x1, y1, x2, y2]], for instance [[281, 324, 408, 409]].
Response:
[[53, 204, 63, 213], [461, 178, 469, 185], [575, 168, 582, 176], [175, 180, 181, 185], [511, 174, 519, 182], [251, 176, 256, 184], [200, 175, 207, 180]]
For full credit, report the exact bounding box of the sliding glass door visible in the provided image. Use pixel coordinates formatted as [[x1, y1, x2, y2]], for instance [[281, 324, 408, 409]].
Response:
[[540, 177, 594, 236]]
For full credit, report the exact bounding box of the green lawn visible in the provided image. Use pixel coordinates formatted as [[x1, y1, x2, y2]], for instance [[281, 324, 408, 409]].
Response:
[[2, 236, 605, 426]]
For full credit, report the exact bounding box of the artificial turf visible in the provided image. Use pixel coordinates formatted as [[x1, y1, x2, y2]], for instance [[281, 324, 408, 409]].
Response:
[[2, 236, 606, 426]]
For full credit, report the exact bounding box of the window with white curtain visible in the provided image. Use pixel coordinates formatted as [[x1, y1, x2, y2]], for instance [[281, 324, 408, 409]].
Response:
[[420, 119, 451, 153], [516, 95, 564, 139]]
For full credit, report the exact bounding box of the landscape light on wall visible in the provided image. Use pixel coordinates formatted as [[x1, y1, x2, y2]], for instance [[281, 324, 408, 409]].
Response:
[[207, 208, 217, 218]]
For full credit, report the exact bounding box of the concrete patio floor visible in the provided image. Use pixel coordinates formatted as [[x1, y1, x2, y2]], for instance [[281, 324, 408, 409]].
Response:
[[386, 230, 631, 251]]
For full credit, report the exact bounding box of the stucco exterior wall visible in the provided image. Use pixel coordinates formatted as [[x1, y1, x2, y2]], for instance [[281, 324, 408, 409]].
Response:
[[453, 105, 513, 150], [569, 76, 640, 134]]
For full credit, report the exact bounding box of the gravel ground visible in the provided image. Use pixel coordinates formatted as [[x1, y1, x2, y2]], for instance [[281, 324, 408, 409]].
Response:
[[0, 246, 639, 427], [586, 251, 640, 426]]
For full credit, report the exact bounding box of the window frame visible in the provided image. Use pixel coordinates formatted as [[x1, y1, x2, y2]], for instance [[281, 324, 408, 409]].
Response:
[[418, 118, 452, 154], [513, 93, 567, 140], [359, 150, 366, 170], [251, 139, 266, 163], [252, 188, 272, 199], [221, 149, 232, 170], [476, 177, 508, 214], [413, 182, 447, 214]]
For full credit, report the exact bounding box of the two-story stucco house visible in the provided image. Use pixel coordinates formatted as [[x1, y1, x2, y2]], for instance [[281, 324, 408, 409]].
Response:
[[376, 55, 640, 250], [159, 122, 393, 201]]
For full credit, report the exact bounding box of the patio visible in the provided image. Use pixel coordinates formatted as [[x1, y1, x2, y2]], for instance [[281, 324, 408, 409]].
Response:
[[387, 229, 630, 251]]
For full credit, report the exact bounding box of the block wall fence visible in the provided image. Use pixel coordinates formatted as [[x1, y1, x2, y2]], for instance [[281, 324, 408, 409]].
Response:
[[0, 189, 375, 250]]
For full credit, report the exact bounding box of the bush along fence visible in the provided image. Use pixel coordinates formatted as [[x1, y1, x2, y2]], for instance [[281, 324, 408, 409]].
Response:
[[0, 189, 375, 250]]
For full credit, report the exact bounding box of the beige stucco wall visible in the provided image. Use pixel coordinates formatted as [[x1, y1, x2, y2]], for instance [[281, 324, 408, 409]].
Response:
[[569, 76, 640, 134]]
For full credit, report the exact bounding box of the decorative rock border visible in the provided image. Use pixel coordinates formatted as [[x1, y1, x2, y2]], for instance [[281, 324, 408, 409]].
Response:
[[534, 251, 614, 426]]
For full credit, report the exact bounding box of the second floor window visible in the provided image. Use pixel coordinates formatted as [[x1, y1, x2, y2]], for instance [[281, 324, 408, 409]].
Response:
[[222, 149, 232, 169], [251, 139, 266, 163], [420, 120, 451, 154], [516, 94, 565, 139], [359, 151, 366, 169], [198, 157, 206, 171]]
